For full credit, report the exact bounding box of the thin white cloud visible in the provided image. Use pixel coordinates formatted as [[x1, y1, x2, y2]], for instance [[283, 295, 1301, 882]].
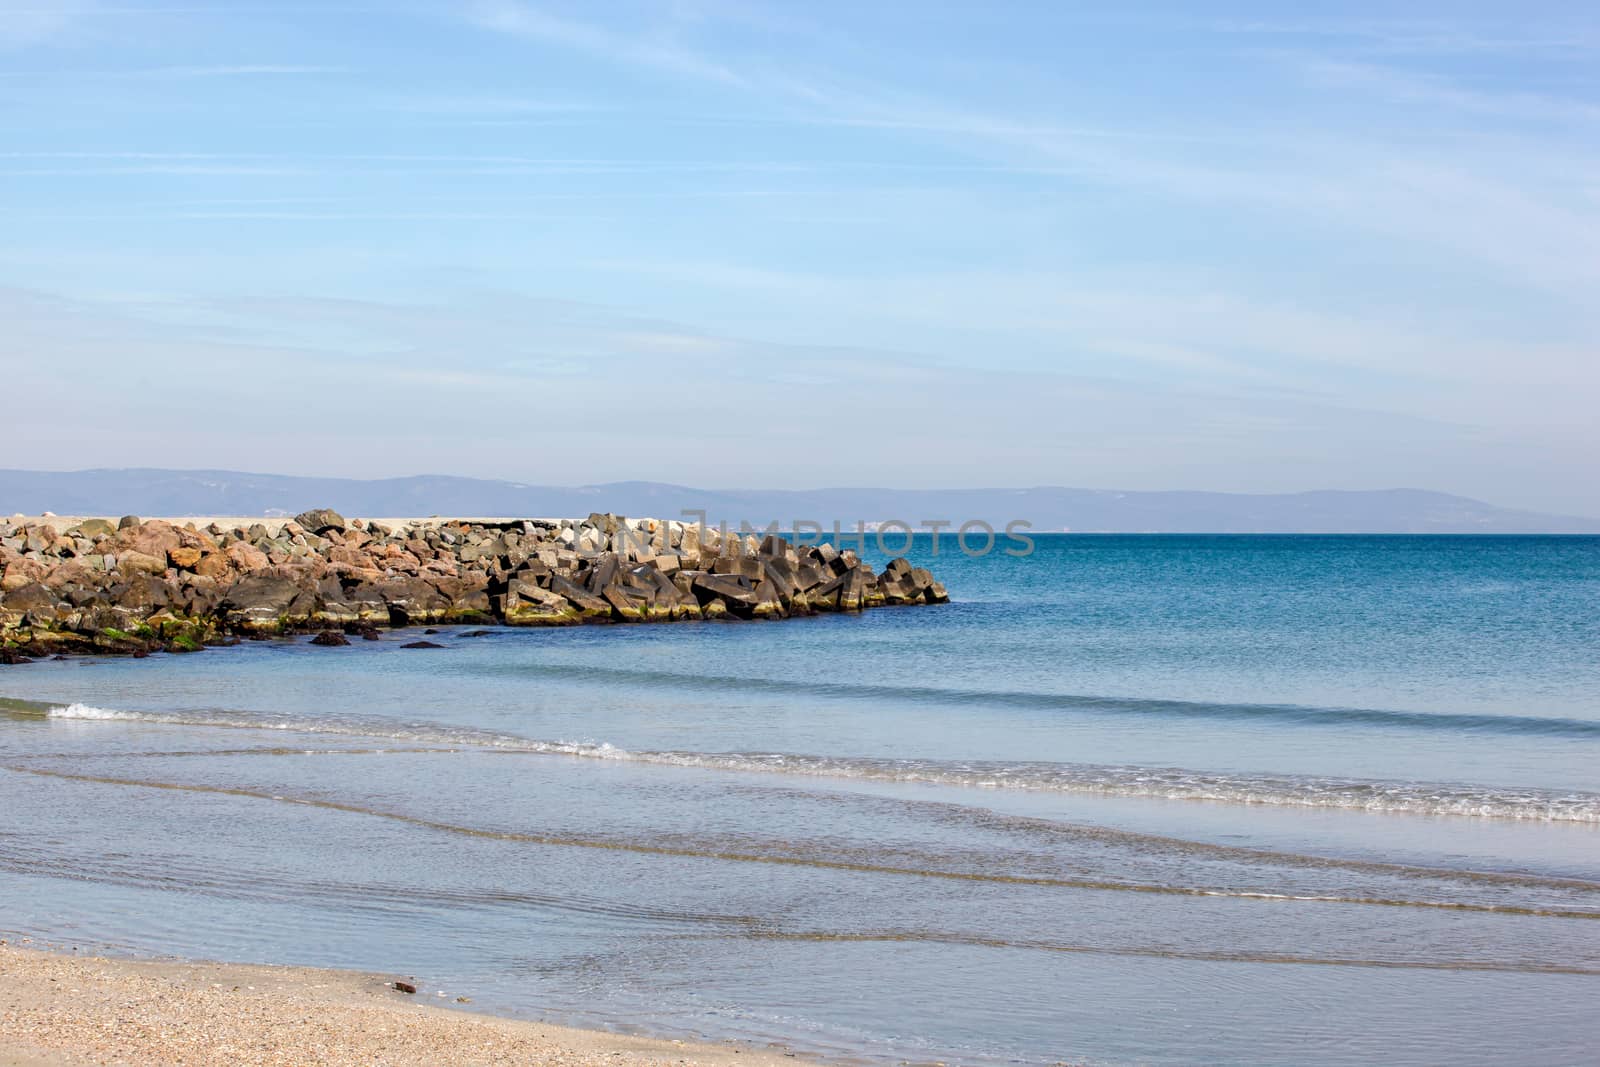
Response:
[[379, 95, 599, 115], [0, 151, 1127, 184], [1214, 17, 1600, 57], [464, 0, 747, 85], [0, 64, 348, 78], [6, 167, 311, 176], [6, 283, 1586, 509], [0, 1, 86, 48], [1299, 57, 1600, 123]]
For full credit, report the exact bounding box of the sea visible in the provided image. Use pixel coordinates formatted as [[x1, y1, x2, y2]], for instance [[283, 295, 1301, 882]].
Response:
[[2, 534, 1597, 1065]]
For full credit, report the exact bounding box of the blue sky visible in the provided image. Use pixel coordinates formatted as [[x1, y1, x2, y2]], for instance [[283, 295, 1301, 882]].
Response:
[[3, 1, 1597, 514]]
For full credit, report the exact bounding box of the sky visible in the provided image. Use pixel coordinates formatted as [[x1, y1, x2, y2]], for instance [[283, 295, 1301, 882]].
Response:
[[2, 1, 1597, 515]]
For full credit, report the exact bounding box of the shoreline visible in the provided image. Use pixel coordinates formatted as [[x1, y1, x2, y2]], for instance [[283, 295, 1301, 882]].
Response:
[[0, 939, 813, 1067]]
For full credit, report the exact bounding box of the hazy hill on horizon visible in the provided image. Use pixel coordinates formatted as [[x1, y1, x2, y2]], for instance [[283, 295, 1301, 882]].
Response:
[[2, 468, 1597, 534]]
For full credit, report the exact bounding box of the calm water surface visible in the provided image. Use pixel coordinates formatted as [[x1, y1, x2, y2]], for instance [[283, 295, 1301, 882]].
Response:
[[2, 535, 1597, 1065]]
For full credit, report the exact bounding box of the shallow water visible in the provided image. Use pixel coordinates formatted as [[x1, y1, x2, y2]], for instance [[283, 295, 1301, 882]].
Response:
[[2, 535, 1597, 1065]]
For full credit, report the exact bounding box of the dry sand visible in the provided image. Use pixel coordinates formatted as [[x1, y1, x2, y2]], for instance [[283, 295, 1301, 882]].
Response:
[[0, 941, 807, 1067]]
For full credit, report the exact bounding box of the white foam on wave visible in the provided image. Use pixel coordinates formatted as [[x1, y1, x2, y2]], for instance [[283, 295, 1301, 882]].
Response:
[[49, 703, 134, 721], [50, 703, 359, 732], [578, 747, 1600, 823], [41, 703, 1600, 823]]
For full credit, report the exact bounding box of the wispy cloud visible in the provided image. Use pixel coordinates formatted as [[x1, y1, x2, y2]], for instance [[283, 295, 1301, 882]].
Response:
[[0, 1, 87, 48], [0, 64, 349, 78], [1297, 57, 1600, 123], [0, 150, 1121, 183], [4, 283, 1569, 501], [1215, 17, 1600, 57], [378, 94, 599, 116], [465, 0, 746, 85]]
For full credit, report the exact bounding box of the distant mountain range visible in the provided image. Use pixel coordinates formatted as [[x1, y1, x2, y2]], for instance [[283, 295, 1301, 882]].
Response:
[[3, 469, 1597, 533]]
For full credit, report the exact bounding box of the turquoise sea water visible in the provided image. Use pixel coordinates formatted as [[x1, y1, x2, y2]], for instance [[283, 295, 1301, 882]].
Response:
[[2, 535, 1598, 1065]]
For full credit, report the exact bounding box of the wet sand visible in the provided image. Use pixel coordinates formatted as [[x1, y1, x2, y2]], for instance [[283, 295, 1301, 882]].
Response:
[[0, 941, 806, 1067]]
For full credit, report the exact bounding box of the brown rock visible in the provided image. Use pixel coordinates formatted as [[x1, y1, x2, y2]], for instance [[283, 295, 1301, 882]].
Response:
[[168, 547, 203, 569], [42, 561, 94, 591], [177, 576, 223, 616], [116, 550, 168, 578], [113, 520, 182, 561], [113, 576, 173, 613], [338, 582, 391, 623], [329, 545, 373, 569], [225, 541, 270, 572], [373, 577, 452, 625], [293, 508, 346, 534], [67, 519, 116, 539], [220, 575, 315, 633], [193, 552, 236, 580], [1, 558, 51, 592]]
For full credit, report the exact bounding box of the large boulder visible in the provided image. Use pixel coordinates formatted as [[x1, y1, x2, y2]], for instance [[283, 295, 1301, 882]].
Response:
[[116, 550, 168, 578], [712, 555, 762, 581], [46, 565, 97, 595], [601, 584, 650, 622], [67, 519, 116, 539], [374, 577, 453, 625], [168, 546, 203, 570], [293, 508, 346, 534], [838, 568, 870, 612], [328, 544, 376, 570], [192, 551, 234, 581], [808, 572, 845, 611], [176, 576, 224, 617], [337, 581, 393, 625], [1, 582, 58, 630], [503, 580, 580, 626], [220, 575, 315, 633], [1, 556, 51, 592], [112, 576, 172, 611], [112, 520, 182, 561], [761, 557, 799, 598], [308, 578, 362, 627], [226, 540, 270, 571], [426, 574, 493, 620], [750, 581, 786, 620], [691, 573, 760, 610], [548, 576, 611, 619]]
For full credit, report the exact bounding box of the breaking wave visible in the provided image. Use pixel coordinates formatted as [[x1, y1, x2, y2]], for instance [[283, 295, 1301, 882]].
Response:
[[40, 703, 1600, 823]]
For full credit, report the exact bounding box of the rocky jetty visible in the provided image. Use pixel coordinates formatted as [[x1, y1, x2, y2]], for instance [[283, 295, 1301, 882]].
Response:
[[0, 510, 948, 661]]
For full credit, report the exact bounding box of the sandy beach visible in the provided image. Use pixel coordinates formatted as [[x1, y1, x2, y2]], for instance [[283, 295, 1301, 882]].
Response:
[[0, 941, 805, 1067]]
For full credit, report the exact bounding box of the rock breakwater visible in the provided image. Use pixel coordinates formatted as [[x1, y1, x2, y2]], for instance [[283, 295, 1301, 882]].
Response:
[[0, 510, 948, 660]]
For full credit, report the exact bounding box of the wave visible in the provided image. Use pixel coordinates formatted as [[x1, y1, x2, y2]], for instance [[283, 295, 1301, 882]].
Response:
[[473, 662, 1600, 738], [11, 766, 1599, 919], [37, 703, 1600, 823]]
